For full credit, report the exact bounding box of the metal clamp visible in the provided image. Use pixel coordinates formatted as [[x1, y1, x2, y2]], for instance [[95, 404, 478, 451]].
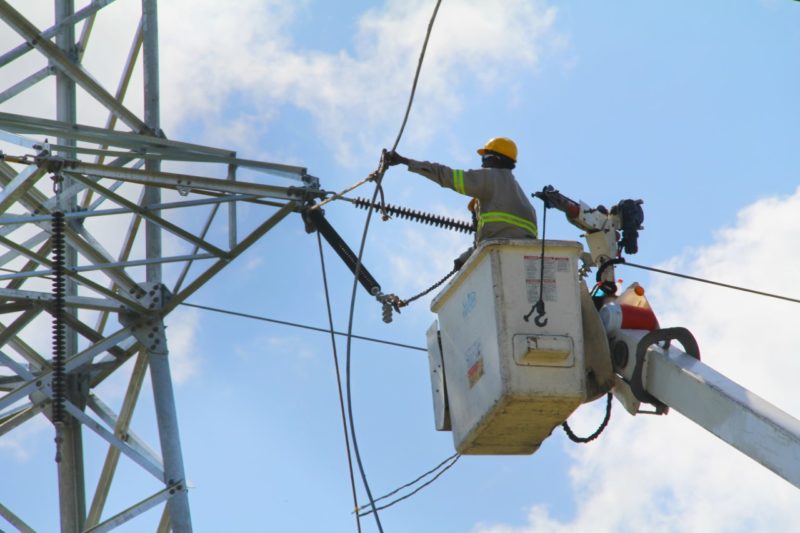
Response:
[[631, 327, 701, 414]]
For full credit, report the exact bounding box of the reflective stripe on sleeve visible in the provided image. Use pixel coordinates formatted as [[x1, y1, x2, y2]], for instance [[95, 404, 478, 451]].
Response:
[[452, 169, 465, 194], [478, 211, 538, 237]]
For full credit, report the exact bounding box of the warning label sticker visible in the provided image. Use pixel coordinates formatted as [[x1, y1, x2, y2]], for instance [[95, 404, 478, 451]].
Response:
[[524, 256, 569, 303], [464, 340, 483, 388]]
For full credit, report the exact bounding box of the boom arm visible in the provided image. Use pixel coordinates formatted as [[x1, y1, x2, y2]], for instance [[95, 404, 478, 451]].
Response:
[[610, 327, 800, 489], [534, 185, 644, 288]]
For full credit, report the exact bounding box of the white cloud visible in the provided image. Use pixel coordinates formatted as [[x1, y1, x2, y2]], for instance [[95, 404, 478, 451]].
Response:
[[475, 188, 800, 532], [157, 0, 560, 163], [0, 414, 48, 462], [165, 307, 202, 384]]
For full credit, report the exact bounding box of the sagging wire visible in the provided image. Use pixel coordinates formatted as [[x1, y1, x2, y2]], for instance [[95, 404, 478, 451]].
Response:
[[344, 1, 443, 530], [358, 453, 461, 517], [621, 260, 800, 305], [50, 174, 67, 463], [180, 302, 426, 352], [317, 232, 362, 533]]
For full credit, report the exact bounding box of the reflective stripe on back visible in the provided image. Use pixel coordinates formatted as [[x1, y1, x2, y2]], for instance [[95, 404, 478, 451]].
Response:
[[478, 211, 538, 237]]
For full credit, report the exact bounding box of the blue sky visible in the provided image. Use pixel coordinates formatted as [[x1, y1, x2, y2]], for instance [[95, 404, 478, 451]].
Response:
[[1, 1, 800, 532]]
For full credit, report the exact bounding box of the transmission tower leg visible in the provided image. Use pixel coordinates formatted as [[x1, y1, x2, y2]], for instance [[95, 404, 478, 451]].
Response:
[[57, 410, 86, 533], [149, 347, 193, 532], [140, 0, 192, 529]]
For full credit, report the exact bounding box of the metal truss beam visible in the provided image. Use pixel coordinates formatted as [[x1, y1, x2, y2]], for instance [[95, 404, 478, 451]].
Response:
[[0, 2, 320, 531]]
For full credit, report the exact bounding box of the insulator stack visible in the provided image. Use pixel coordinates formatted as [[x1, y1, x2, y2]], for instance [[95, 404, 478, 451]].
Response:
[[352, 197, 475, 234], [51, 211, 66, 462]]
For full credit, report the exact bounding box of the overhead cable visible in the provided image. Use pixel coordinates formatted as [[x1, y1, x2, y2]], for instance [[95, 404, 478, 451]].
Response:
[[358, 453, 461, 517], [356, 452, 459, 514], [317, 232, 362, 533], [344, 2, 443, 531], [179, 302, 425, 352], [622, 261, 800, 305]]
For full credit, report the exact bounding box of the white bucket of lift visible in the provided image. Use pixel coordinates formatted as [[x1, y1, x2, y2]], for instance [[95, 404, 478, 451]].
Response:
[[429, 239, 586, 455]]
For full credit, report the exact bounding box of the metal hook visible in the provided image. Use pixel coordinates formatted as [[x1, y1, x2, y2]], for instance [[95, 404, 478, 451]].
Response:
[[523, 300, 548, 327], [533, 300, 548, 327]]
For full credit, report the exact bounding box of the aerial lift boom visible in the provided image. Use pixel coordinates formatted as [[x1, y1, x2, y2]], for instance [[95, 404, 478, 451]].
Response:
[[425, 185, 800, 490], [610, 326, 800, 488]]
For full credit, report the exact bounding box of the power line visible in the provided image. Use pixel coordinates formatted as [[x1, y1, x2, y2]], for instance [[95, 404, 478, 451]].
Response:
[[357, 452, 459, 513], [345, 2, 443, 531], [359, 454, 461, 517], [622, 261, 800, 305], [317, 232, 362, 533], [180, 302, 426, 352]]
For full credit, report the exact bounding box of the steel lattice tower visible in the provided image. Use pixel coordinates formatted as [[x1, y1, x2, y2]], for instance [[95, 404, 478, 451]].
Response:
[[0, 2, 320, 531]]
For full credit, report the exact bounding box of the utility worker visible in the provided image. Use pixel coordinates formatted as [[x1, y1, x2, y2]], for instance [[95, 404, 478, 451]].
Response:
[[388, 139, 614, 400], [386, 137, 536, 241], [386, 137, 537, 267]]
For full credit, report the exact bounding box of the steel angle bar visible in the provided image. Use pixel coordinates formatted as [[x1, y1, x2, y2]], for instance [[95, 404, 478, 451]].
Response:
[[94, 17, 142, 161], [0, 165, 47, 214], [61, 226, 141, 298], [86, 352, 148, 527], [0, 1, 147, 133], [0, 234, 146, 313], [0, 308, 41, 358], [94, 186, 145, 336], [64, 400, 164, 480], [85, 484, 179, 533], [68, 172, 229, 258], [0, 113, 308, 179], [0, 322, 48, 371], [0, 401, 34, 421], [173, 202, 220, 294], [65, 326, 134, 373], [0, 128, 42, 149], [0, 501, 36, 533], [0, 348, 35, 380], [157, 507, 170, 533], [0, 229, 48, 265], [90, 343, 141, 387], [0, 326, 133, 411], [61, 253, 215, 274], [61, 313, 127, 361], [83, 157, 143, 212], [0, 403, 44, 439], [167, 202, 296, 311], [0, 66, 52, 104], [0, 376, 41, 413], [0, 0, 116, 68], [88, 394, 162, 467], [0, 287, 123, 313], [0, 111, 228, 157], [0, 171, 142, 299], [71, 161, 302, 201]]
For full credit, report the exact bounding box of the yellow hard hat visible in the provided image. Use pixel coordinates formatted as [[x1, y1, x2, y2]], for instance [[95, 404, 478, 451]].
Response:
[[477, 137, 517, 162]]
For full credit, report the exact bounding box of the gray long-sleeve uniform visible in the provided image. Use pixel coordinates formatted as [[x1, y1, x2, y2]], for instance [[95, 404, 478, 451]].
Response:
[[406, 158, 538, 242]]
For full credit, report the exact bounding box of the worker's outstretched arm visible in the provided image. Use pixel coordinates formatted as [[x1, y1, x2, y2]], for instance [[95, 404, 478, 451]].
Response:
[[386, 150, 488, 198]]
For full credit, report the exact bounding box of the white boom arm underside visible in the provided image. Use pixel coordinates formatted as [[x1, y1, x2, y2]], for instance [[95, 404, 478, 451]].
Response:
[[612, 328, 800, 489]]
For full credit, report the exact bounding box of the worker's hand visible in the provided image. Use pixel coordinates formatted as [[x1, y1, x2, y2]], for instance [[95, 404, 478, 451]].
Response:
[[385, 150, 409, 167]]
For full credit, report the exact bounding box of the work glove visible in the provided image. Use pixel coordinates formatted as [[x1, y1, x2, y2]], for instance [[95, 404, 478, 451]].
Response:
[[385, 150, 409, 167]]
